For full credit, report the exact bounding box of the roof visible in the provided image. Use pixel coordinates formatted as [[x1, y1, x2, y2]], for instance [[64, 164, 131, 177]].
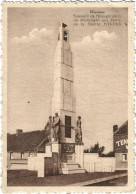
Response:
[[114, 121, 128, 135], [7, 130, 48, 152]]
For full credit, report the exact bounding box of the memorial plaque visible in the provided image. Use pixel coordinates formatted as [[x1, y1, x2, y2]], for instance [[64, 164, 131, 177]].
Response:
[[65, 115, 71, 138], [61, 143, 75, 153]]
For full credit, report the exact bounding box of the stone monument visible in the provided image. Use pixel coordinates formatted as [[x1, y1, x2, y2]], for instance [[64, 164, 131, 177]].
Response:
[[51, 23, 85, 173], [29, 23, 85, 176], [52, 23, 76, 164]]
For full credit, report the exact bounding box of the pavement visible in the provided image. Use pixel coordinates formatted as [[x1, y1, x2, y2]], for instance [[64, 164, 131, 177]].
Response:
[[67, 172, 127, 186], [7, 170, 127, 186]]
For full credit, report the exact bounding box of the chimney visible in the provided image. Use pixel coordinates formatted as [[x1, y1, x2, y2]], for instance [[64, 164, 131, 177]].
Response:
[[113, 125, 118, 133], [16, 129, 23, 136]]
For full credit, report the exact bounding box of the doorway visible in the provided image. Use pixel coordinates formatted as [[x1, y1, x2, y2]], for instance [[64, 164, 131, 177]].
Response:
[[44, 153, 58, 176]]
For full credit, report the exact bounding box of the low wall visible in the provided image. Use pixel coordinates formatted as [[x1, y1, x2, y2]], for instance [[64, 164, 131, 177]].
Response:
[[9, 159, 28, 170], [28, 156, 39, 171], [84, 153, 116, 172], [28, 153, 52, 177], [28, 156, 45, 177], [10, 163, 28, 170]]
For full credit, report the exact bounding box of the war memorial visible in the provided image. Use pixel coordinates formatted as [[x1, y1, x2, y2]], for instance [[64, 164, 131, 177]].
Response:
[[28, 23, 83, 176], [28, 23, 85, 176]]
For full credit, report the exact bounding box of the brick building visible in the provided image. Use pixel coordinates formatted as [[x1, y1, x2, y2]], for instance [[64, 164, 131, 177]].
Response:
[[113, 121, 128, 170]]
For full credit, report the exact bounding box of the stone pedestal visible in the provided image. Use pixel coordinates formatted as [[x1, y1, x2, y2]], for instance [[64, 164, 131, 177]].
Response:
[[46, 145, 52, 153], [52, 142, 61, 153], [75, 144, 84, 167]]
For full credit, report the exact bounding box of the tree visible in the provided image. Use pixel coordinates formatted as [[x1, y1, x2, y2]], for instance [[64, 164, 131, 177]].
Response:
[[101, 151, 115, 157], [84, 143, 105, 156], [84, 149, 89, 153]]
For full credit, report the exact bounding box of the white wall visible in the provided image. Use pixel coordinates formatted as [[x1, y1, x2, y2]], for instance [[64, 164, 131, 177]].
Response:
[[95, 157, 116, 172], [28, 153, 52, 177], [84, 153, 116, 172], [28, 156, 39, 171], [10, 164, 28, 170]]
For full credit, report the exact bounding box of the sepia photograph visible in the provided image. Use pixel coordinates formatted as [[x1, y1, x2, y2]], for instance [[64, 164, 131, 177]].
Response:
[[2, 2, 134, 192]]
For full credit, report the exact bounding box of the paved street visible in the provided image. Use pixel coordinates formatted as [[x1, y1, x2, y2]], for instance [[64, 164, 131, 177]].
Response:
[[90, 176, 127, 186], [7, 170, 127, 186]]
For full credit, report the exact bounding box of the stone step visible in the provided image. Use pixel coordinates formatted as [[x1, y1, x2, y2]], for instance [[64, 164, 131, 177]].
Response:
[[61, 163, 80, 170], [61, 168, 86, 174], [60, 162, 86, 174]]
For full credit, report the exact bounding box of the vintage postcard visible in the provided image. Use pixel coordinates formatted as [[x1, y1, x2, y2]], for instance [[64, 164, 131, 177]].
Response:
[[2, 2, 135, 193]]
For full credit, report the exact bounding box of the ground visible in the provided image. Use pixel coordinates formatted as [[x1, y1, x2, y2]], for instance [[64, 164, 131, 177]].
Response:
[[7, 170, 127, 186], [86, 176, 128, 186]]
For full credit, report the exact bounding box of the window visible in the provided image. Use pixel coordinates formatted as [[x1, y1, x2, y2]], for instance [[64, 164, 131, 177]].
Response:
[[29, 152, 33, 157], [65, 115, 71, 138], [58, 33, 60, 41], [64, 31, 68, 41], [122, 153, 127, 161], [21, 152, 24, 159], [10, 152, 14, 160]]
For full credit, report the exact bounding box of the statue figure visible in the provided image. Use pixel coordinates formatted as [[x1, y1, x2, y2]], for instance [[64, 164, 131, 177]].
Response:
[[53, 113, 60, 142], [77, 116, 82, 129], [44, 116, 53, 142], [75, 116, 82, 144]]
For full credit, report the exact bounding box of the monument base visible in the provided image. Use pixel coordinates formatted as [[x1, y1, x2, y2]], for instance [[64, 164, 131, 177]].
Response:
[[59, 143, 86, 174], [61, 153, 75, 163], [59, 162, 86, 174], [75, 144, 84, 167], [30, 142, 86, 177]]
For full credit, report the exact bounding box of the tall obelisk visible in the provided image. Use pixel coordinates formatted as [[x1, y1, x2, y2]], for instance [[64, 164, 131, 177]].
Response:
[[52, 23, 76, 144]]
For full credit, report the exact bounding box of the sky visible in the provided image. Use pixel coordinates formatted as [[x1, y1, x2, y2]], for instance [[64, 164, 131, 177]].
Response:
[[7, 7, 128, 152]]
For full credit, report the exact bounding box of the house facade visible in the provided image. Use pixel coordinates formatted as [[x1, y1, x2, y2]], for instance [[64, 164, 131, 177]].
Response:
[[7, 129, 49, 170], [113, 121, 128, 170]]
